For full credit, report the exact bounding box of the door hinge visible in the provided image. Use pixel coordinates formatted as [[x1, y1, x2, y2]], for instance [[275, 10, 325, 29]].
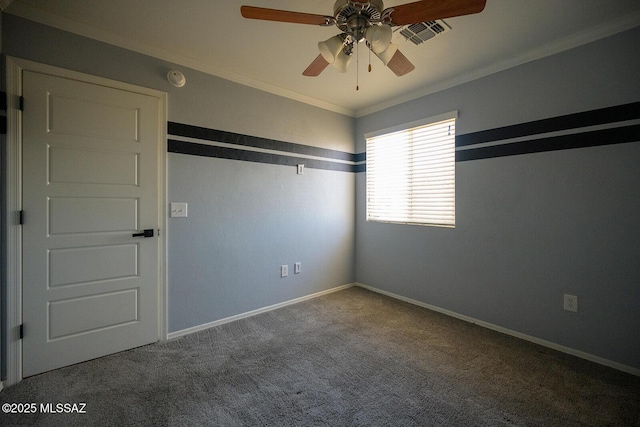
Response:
[[19, 210, 24, 225], [0, 91, 6, 134], [0, 92, 23, 111], [0, 93, 23, 134], [19, 324, 24, 339]]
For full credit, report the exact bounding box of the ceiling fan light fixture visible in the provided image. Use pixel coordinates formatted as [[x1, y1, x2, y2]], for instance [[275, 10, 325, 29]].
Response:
[[365, 24, 392, 54], [332, 50, 352, 73], [318, 35, 345, 64], [242, 0, 488, 78]]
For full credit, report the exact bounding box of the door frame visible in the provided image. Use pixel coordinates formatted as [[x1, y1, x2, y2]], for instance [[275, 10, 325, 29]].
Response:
[[4, 56, 168, 386]]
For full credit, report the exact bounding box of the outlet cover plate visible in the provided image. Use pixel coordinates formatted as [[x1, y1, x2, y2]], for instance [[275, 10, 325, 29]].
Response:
[[564, 294, 578, 312]]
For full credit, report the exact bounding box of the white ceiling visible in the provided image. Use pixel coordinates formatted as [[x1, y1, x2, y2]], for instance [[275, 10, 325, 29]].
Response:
[[5, 0, 640, 116]]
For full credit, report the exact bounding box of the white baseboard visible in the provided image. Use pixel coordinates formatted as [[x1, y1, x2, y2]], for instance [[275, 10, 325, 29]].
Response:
[[167, 283, 356, 340], [166, 281, 639, 377], [356, 283, 640, 377]]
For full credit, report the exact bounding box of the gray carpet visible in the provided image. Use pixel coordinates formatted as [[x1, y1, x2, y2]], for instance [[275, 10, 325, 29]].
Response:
[[1, 287, 639, 426]]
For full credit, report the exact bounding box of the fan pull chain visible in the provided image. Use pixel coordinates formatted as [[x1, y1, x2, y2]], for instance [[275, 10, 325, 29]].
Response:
[[368, 46, 372, 73], [356, 42, 359, 91]]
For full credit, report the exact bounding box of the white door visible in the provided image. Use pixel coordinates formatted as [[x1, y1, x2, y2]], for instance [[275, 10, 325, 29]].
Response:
[[22, 71, 161, 377]]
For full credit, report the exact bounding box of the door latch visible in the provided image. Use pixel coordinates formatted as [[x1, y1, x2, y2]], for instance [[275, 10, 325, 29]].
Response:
[[132, 229, 154, 238]]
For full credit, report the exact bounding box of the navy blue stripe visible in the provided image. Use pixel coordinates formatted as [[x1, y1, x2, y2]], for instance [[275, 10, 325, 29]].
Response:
[[168, 140, 357, 172], [354, 152, 366, 163], [168, 122, 356, 162], [456, 124, 640, 162], [169, 104, 639, 172], [456, 102, 640, 147]]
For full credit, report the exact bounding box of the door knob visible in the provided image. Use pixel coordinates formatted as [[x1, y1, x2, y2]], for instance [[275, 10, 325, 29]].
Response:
[[132, 229, 154, 238]]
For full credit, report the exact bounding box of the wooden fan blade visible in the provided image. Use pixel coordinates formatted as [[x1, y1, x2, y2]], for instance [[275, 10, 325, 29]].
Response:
[[303, 55, 330, 77], [241, 6, 331, 25], [386, 50, 415, 76], [388, 0, 487, 26]]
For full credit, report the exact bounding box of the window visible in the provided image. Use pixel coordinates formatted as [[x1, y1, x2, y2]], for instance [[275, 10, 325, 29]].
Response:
[[366, 112, 456, 227]]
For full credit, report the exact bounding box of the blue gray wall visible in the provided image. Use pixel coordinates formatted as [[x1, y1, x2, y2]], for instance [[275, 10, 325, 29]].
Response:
[[355, 27, 640, 370], [1, 14, 356, 338]]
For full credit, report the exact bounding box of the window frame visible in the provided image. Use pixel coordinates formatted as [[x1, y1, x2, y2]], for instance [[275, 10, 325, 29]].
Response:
[[365, 111, 457, 228]]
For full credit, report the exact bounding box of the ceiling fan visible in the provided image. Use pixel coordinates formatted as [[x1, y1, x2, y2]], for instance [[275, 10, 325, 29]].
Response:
[[241, 0, 487, 78]]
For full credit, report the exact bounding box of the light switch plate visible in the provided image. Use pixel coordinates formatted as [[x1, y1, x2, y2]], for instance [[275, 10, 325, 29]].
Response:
[[170, 202, 188, 218]]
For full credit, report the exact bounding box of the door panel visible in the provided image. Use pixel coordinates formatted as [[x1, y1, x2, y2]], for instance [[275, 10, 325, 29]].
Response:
[[49, 147, 139, 185], [22, 71, 161, 377], [48, 94, 140, 141], [49, 244, 139, 287], [48, 289, 139, 339], [49, 197, 139, 234]]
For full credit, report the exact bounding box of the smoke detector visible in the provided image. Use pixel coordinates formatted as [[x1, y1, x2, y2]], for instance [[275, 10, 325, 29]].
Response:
[[167, 70, 186, 87]]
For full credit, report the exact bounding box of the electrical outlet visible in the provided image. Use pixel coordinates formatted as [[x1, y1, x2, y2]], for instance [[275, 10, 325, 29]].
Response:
[[281, 265, 288, 278], [564, 294, 578, 312], [294, 262, 301, 274]]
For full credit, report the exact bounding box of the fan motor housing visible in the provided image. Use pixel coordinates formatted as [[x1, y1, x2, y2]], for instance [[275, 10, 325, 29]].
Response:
[[334, 0, 384, 36]]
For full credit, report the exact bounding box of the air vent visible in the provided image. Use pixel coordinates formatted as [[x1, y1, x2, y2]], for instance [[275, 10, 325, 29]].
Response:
[[400, 20, 451, 45]]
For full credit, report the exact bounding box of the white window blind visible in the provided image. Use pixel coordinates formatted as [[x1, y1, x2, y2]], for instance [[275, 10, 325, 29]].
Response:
[[366, 113, 456, 227]]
